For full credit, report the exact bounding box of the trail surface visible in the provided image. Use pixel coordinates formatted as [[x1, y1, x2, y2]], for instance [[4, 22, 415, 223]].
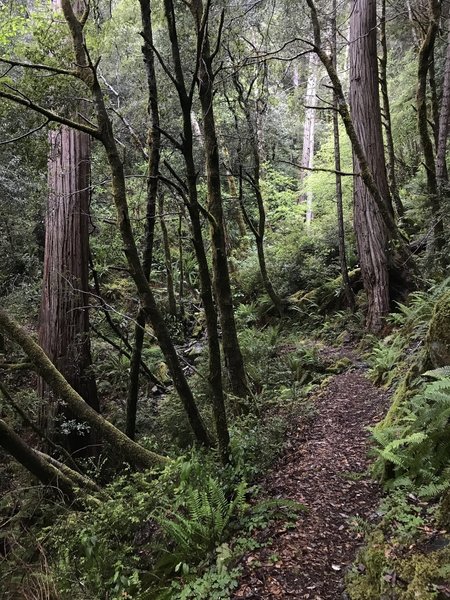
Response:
[[234, 353, 389, 599]]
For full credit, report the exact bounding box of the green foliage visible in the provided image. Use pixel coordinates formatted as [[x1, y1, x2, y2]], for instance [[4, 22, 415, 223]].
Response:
[[367, 336, 405, 386], [371, 375, 450, 495], [156, 478, 248, 573]]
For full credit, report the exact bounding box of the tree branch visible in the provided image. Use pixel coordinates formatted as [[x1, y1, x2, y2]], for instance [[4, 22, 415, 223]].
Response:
[[0, 89, 101, 138]]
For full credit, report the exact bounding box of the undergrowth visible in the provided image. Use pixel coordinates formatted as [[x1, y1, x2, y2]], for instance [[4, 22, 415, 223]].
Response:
[[0, 320, 314, 600], [347, 278, 450, 599]]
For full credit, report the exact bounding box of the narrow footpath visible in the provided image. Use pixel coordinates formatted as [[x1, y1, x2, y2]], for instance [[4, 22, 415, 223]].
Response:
[[234, 355, 389, 599]]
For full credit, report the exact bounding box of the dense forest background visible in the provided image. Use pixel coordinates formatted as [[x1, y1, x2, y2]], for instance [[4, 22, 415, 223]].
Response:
[[1, 0, 450, 598]]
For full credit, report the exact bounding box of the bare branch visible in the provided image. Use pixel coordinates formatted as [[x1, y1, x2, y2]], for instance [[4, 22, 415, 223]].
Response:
[[0, 58, 77, 78], [0, 89, 101, 138], [0, 119, 49, 145]]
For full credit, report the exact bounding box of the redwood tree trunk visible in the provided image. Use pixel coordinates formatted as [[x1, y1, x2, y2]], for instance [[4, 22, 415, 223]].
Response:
[[349, 0, 393, 332], [38, 126, 99, 452]]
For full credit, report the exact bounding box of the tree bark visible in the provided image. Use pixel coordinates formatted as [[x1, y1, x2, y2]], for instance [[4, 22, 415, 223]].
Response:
[[416, 0, 445, 256], [300, 52, 319, 225], [190, 0, 249, 400], [38, 125, 99, 453], [379, 0, 405, 217]]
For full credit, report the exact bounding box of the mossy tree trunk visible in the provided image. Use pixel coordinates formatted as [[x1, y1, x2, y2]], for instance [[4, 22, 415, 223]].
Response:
[[126, 0, 162, 441], [416, 0, 445, 258], [162, 0, 230, 462], [189, 0, 250, 401], [0, 309, 168, 470]]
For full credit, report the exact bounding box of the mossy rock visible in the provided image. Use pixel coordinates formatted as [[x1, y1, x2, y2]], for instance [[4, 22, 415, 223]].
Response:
[[396, 546, 450, 599], [427, 291, 450, 368], [347, 532, 450, 600]]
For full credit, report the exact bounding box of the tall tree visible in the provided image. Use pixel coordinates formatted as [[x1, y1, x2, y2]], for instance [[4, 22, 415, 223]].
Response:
[[306, 0, 413, 332], [416, 0, 445, 258], [126, 0, 162, 441], [331, 0, 355, 311], [300, 52, 319, 225], [189, 0, 250, 399], [349, 0, 396, 331]]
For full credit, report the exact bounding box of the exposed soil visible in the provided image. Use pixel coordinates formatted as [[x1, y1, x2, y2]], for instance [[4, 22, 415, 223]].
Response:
[[234, 356, 389, 599]]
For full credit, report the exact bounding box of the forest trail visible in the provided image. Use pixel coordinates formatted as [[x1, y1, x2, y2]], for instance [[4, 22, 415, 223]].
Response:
[[234, 351, 389, 599]]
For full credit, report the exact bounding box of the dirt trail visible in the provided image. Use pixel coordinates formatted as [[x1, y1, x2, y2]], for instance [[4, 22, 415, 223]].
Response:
[[234, 357, 389, 599]]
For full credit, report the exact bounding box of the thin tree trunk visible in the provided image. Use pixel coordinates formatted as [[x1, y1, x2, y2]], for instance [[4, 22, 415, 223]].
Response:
[[332, 0, 355, 311], [416, 0, 445, 255], [300, 52, 318, 224], [190, 0, 249, 401], [231, 70, 284, 315], [380, 0, 405, 217], [159, 193, 178, 316], [163, 0, 231, 461], [126, 0, 162, 441]]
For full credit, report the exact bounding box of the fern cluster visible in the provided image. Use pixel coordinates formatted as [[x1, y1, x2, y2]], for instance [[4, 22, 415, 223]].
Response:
[[372, 371, 450, 498], [157, 477, 248, 571]]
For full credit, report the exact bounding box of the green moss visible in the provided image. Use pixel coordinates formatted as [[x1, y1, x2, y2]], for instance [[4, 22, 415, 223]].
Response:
[[347, 534, 450, 600], [346, 531, 388, 600], [427, 291, 450, 368], [327, 357, 353, 373], [396, 547, 450, 599]]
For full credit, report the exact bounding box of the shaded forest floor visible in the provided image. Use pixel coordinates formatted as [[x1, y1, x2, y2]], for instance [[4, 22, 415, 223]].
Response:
[[233, 348, 390, 599]]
